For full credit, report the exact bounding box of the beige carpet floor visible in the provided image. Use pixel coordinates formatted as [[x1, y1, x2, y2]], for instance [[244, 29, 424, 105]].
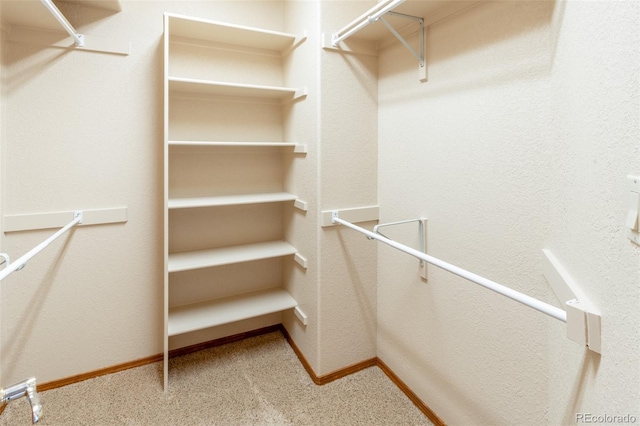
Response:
[[0, 331, 433, 425]]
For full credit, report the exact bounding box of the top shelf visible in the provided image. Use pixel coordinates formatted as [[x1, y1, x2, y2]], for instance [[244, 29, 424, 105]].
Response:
[[0, 0, 122, 32], [166, 13, 300, 54], [333, 0, 479, 43]]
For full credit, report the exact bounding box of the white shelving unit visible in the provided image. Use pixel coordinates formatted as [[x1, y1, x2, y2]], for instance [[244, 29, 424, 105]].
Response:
[[163, 13, 306, 389]]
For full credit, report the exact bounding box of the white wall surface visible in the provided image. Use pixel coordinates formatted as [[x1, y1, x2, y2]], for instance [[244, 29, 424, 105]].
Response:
[[317, 0, 379, 376], [282, 0, 321, 372], [377, 0, 639, 424]]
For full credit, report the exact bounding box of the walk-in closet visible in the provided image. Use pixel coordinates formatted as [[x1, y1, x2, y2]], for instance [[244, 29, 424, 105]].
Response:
[[0, 1, 638, 424]]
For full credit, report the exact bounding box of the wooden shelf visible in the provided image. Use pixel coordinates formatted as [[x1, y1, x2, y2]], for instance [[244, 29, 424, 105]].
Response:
[[169, 77, 303, 101], [166, 13, 298, 53], [168, 241, 297, 273], [168, 288, 297, 336], [168, 192, 297, 209]]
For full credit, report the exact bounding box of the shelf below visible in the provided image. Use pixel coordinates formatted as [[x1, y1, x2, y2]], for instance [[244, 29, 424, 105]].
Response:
[[169, 77, 305, 101], [168, 288, 297, 336], [168, 192, 297, 209], [168, 141, 308, 153], [166, 13, 298, 53], [168, 240, 297, 273]]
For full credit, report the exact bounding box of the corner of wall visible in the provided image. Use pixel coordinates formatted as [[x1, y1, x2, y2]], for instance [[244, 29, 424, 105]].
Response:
[[317, 0, 379, 376]]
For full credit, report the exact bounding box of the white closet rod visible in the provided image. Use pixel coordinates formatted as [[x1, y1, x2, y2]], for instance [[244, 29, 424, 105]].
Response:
[[39, 0, 84, 46], [0, 212, 82, 282], [332, 0, 405, 46], [331, 212, 568, 322]]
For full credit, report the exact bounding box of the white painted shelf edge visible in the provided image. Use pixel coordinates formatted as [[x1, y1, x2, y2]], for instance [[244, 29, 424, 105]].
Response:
[[171, 141, 293, 147], [169, 77, 303, 100], [168, 288, 297, 336], [166, 13, 298, 52], [168, 240, 297, 273], [168, 192, 297, 209], [169, 141, 308, 153]]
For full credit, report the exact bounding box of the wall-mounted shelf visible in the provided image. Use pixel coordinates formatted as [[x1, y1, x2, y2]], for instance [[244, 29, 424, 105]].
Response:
[[168, 192, 298, 209], [328, 0, 479, 43], [168, 77, 297, 99], [166, 13, 303, 55], [1, 0, 120, 32], [169, 77, 306, 103], [168, 141, 308, 153], [323, 0, 479, 81], [168, 288, 297, 336], [168, 241, 297, 273], [0, 0, 129, 55], [59, 0, 122, 12]]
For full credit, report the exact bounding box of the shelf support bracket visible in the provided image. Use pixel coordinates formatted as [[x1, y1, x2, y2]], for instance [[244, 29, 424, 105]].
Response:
[[40, 0, 85, 47], [379, 12, 426, 82], [330, 3, 426, 82], [542, 249, 602, 354]]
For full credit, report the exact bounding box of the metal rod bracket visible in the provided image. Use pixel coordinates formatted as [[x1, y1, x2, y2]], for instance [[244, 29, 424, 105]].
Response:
[[380, 12, 426, 81], [331, 210, 340, 224], [39, 0, 84, 47], [370, 218, 428, 280], [1, 377, 42, 423], [0, 212, 84, 282], [0, 253, 10, 268], [331, 4, 427, 82]]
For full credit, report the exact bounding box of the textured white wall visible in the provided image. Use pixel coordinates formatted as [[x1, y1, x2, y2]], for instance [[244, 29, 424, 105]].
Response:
[[317, 0, 379, 376], [282, 0, 322, 372], [377, 1, 639, 424], [544, 1, 640, 422]]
